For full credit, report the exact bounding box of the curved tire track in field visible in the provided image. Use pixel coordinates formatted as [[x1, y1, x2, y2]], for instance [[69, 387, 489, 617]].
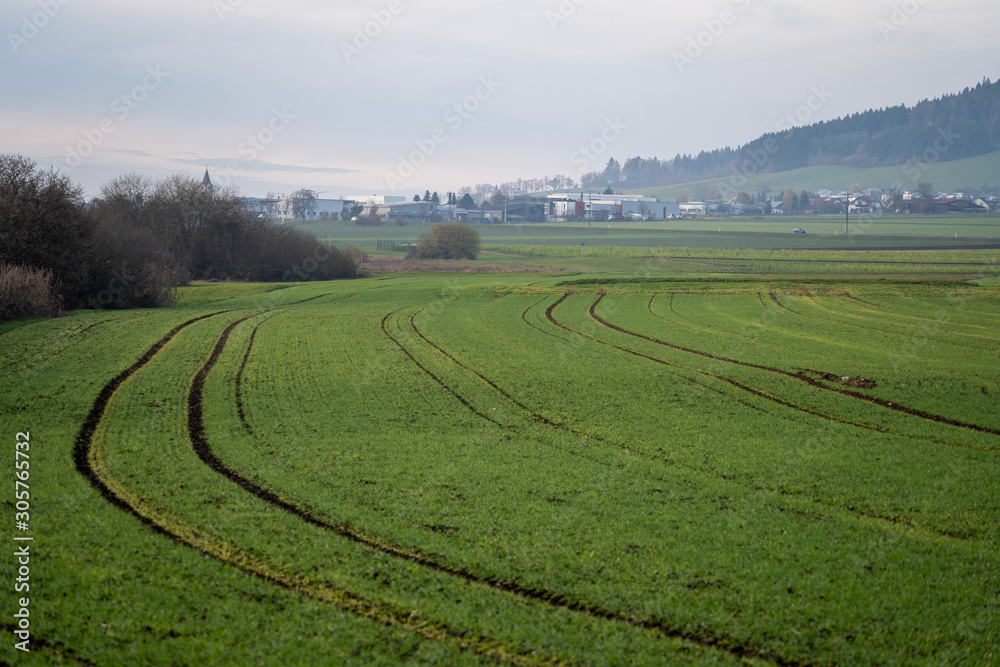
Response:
[[648, 293, 694, 329], [408, 301, 768, 444], [545, 294, 1000, 541], [546, 295, 890, 435], [769, 292, 806, 316], [588, 293, 1000, 441], [765, 294, 995, 356], [842, 292, 885, 308], [521, 295, 574, 342], [387, 302, 624, 470], [381, 310, 504, 427], [234, 315, 277, 435], [1, 621, 97, 665], [404, 300, 997, 537], [74, 311, 548, 667], [194, 307, 807, 667]]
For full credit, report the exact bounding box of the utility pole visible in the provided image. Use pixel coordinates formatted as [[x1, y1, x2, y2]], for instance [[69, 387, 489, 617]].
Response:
[[844, 195, 850, 235]]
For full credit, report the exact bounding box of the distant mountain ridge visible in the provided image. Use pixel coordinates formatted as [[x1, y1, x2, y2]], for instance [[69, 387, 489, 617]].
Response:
[[583, 77, 1000, 190]]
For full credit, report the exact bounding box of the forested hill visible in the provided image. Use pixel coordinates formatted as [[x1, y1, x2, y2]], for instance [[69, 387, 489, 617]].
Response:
[[584, 77, 1000, 190]]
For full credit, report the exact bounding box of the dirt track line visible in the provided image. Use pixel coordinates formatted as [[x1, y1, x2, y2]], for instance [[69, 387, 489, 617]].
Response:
[[649, 293, 693, 330], [75, 311, 549, 666], [1, 621, 97, 665], [381, 310, 504, 427], [396, 300, 623, 469], [842, 292, 885, 308], [234, 314, 278, 435], [547, 295, 886, 434], [201, 310, 802, 666], [769, 292, 805, 315], [590, 293, 1000, 440], [547, 295, 997, 538], [521, 295, 572, 342], [410, 302, 767, 445]]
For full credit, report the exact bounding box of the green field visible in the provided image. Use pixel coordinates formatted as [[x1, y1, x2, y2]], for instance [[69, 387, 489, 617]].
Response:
[[636, 150, 1000, 202], [301, 215, 1000, 253], [2, 255, 1000, 664]]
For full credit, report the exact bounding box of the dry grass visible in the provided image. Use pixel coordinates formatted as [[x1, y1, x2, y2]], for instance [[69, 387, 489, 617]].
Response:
[[0, 264, 62, 321]]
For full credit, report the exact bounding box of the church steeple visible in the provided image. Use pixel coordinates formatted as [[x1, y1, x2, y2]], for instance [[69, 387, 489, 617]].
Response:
[[202, 168, 214, 194]]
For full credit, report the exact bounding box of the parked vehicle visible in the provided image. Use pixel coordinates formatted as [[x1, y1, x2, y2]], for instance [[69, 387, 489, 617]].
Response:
[[793, 227, 806, 234]]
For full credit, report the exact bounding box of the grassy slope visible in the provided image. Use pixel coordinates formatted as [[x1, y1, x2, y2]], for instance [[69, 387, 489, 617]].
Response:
[[2, 262, 999, 664], [635, 150, 1000, 201]]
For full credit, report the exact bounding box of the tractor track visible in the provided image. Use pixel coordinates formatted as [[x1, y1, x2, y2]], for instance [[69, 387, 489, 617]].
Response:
[[381, 310, 504, 427], [410, 302, 769, 445], [766, 295, 996, 355], [74, 309, 554, 667], [521, 296, 573, 342], [548, 295, 888, 434], [197, 307, 807, 667], [545, 294, 998, 540], [649, 293, 693, 329], [589, 293, 1000, 442], [0, 313, 141, 376], [768, 293, 805, 316], [389, 304, 627, 469], [404, 297, 988, 543], [234, 314, 276, 435], [1, 621, 98, 665], [842, 292, 885, 308]]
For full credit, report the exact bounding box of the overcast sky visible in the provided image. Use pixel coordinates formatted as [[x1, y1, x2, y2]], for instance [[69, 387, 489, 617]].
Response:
[[3, 0, 999, 198]]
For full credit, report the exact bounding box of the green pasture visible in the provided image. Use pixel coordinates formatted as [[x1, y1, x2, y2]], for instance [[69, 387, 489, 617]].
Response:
[[299, 214, 1000, 253], [2, 256, 999, 665]]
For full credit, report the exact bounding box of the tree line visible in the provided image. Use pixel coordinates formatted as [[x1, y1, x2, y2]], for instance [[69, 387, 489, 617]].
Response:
[[0, 155, 357, 321]]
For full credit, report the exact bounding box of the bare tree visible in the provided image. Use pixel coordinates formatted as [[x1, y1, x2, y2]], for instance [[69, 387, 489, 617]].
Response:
[[0, 154, 91, 303], [290, 188, 318, 219]]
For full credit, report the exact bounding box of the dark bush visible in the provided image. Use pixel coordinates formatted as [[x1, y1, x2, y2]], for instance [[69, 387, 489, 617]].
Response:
[[353, 205, 382, 227], [84, 215, 177, 309]]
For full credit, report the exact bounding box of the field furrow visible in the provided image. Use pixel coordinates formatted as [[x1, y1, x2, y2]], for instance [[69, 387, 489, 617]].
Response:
[[6, 272, 998, 665], [590, 294, 1000, 440]]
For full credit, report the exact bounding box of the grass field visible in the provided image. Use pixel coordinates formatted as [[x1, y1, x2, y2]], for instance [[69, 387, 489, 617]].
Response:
[[300, 214, 1000, 253], [636, 150, 1000, 202], [2, 255, 999, 664]]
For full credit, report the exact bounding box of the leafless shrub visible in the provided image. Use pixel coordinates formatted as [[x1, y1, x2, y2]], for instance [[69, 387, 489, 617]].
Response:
[[0, 264, 61, 321]]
